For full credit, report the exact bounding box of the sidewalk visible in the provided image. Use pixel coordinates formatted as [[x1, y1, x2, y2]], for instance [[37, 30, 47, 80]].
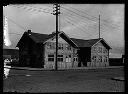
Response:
[[4, 66, 124, 71]]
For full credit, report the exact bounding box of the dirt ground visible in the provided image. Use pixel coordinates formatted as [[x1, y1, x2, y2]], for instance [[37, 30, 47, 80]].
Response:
[[3, 68, 125, 92]]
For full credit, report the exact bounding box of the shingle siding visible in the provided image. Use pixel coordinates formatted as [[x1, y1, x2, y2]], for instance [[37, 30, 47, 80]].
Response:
[[17, 30, 111, 69], [44, 37, 78, 69], [90, 42, 109, 67]]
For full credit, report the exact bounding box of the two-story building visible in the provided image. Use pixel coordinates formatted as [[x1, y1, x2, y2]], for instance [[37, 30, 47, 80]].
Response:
[[16, 30, 111, 69]]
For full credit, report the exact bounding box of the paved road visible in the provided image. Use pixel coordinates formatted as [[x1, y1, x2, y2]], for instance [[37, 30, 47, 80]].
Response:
[[3, 67, 125, 92]]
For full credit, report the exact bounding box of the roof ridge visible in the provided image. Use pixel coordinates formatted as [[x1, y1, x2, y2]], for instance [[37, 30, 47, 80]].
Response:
[[31, 32, 49, 35], [70, 37, 101, 41]]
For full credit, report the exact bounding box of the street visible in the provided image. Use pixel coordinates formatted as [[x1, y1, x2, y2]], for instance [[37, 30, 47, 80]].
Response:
[[3, 67, 125, 92]]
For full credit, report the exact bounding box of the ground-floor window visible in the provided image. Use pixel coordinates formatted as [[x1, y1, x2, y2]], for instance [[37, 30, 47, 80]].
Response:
[[99, 56, 102, 62], [66, 55, 71, 62], [92, 56, 97, 62], [74, 57, 78, 62], [104, 56, 108, 62], [58, 55, 63, 62], [48, 55, 54, 62]]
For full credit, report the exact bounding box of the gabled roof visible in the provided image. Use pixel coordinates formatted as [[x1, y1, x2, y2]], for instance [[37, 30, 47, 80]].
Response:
[[70, 38, 100, 47], [70, 38, 111, 49], [16, 30, 78, 47], [17, 30, 111, 49], [29, 32, 52, 43]]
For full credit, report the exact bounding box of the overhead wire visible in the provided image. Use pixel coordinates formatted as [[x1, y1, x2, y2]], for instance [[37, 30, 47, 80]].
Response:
[[9, 32, 22, 35], [63, 17, 97, 38], [4, 15, 27, 31], [61, 6, 117, 34], [61, 10, 100, 35], [61, 6, 98, 22], [61, 6, 107, 32], [63, 5, 120, 29], [62, 16, 97, 38], [12, 5, 53, 14]]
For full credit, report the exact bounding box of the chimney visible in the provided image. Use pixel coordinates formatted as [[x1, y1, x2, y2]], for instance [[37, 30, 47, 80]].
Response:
[[52, 31, 56, 34], [27, 30, 31, 35]]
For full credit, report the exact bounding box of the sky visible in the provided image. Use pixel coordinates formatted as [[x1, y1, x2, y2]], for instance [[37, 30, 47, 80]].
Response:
[[3, 4, 124, 58]]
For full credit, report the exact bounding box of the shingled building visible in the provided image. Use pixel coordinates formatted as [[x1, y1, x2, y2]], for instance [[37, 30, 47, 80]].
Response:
[[16, 30, 111, 69]]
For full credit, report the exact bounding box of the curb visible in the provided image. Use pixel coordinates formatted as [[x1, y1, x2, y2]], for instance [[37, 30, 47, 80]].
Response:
[[4, 66, 124, 71]]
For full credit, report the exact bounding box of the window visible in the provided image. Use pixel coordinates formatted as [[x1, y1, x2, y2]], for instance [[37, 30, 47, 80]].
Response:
[[105, 49, 107, 53], [48, 55, 54, 62], [103, 49, 105, 53], [61, 44, 63, 50], [74, 57, 78, 62], [98, 47, 102, 53], [99, 56, 102, 62], [58, 55, 63, 62], [58, 43, 63, 50], [103, 49, 107, 53], [66, 44, 71, 50], [105, 56, 108, 62], [47, 42, 55, 49], [93, 47, 96, 52], [66, 55, 71, 62], [100, 48, 102, 53], [92, 56, 96, 62], [104, 56, 108, 62]]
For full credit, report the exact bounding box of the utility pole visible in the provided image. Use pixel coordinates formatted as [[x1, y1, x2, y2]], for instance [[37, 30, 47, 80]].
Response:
[[53, 4, 60, 70], [99, 14, 100, 39]]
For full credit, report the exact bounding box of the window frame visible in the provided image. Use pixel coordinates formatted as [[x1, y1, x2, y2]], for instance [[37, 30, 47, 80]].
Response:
[[48, 54, 54, 62], [57, 55, 63, 62]]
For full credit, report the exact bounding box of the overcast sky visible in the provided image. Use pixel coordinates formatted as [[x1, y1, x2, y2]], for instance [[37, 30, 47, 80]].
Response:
[[3, 4, 124, 58]]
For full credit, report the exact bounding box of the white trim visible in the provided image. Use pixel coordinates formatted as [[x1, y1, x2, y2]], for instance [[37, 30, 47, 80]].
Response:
[[92, 38, 111, 49], [91, 39, 102, 48], [43, 31, 78, 48], [101, 38, 111, 49], [61, 32, 78, 47]]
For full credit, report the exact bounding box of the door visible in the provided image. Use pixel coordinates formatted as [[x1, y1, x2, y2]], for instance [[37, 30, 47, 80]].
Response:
[[65, 55, 72, 69]]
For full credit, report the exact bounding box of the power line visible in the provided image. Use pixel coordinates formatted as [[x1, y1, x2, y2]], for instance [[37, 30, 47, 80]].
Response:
[[64, 16, 111, 36], [61, 8, 119, 33], [63, 18, 97, 38], [62, 11, 93, 26], [9, 32, 22, 35], [12, 5, 52, 14], [63, 6, 117, 38], [63, 5, 119, 29], [63, 16, 96, 38], [62, 13, 98, 33], [61, 6, 97, 23], [25, 5, 52, 13], [4, 16, 27, 30]]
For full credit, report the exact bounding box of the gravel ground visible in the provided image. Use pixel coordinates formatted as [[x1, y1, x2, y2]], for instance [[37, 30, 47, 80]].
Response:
[[3, 68, 125, 92]]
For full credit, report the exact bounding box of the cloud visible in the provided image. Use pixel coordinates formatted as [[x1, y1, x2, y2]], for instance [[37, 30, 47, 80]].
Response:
[[4, 16, 11, 46], [3, 4, 124, 58]]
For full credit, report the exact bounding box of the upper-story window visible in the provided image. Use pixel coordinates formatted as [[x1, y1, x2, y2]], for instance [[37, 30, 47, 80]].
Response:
[[47, 42, 55, 49], [103, 49, 107, 53], [58, 43, 63, 50], [66, 44, 71, 50], [93, 47, 96, 52], [103, 49, 105, 53], [98, 47, 102, 53]]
